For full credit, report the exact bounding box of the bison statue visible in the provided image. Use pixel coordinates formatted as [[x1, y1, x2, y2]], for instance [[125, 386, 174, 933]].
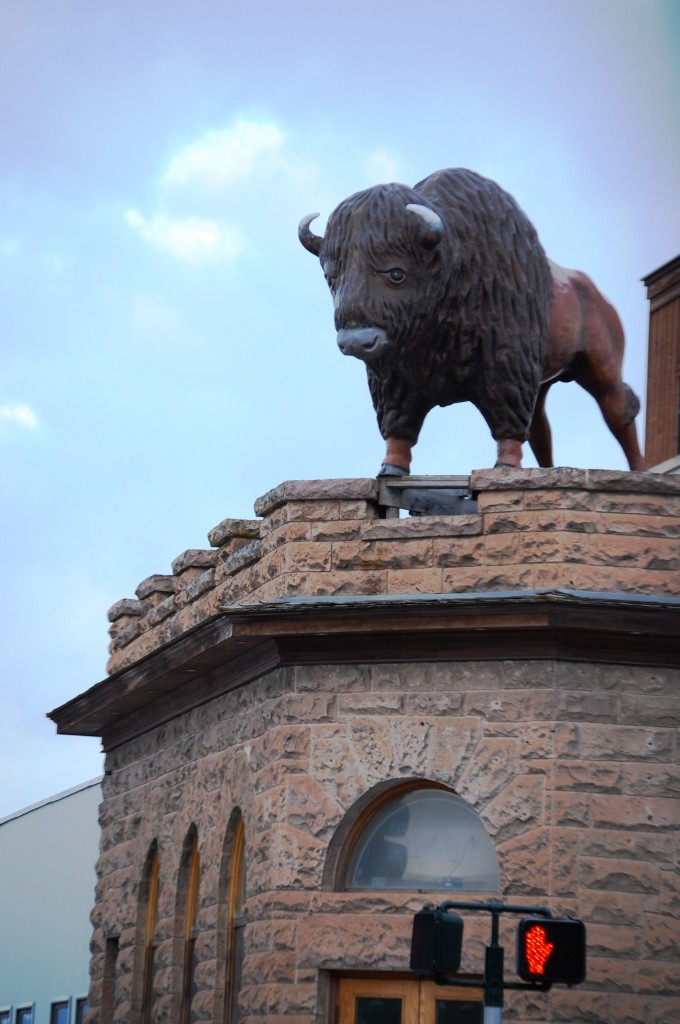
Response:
[[299, 167, 645, 473]]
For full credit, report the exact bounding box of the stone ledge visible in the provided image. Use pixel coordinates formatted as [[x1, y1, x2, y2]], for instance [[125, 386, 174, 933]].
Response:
[[171, 548, 218, 575], [135, 574, 177, 601], [207, 517, 261, 548], [254, 478, 379, 517], [108, 598, 143, 623], [471, 467, 680, 494]]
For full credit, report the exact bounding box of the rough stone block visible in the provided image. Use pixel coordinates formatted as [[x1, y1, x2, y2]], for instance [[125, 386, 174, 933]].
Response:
[[295, 663, 372, 694], [441, 564, 534, 591], [386, 566, 443, 593], [331, 538, 433, 571], [550, 791, 591, 827], [135, 573, 177, 601], [580, 856, 659, 894], [496, 827, 550, 896], [484, 532, 522, 564], [207, 517, 261, 548], [482, 775, 545, 839], [253, 478, 378, 517], [107, 597, 143, 622], [590, 794, 680, 831], [643, 912, 680, 958], [432, 536, 485, 567], [580, 724, 675, 762]]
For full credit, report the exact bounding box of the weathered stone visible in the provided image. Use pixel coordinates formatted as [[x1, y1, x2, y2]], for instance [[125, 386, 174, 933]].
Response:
[[107, 597, 143, 622], [580, 856, 660, 894], [207, 517, 261, 548], [224, 539, 262, 576], [77, 474, 680, 1022], [135, 573, 177, 601], [253, 478, 379, 517], [171, 548, 218, 576]]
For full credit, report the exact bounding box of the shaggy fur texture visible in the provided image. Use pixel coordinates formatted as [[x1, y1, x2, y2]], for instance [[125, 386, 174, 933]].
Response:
[[319, 168, 553, 443]]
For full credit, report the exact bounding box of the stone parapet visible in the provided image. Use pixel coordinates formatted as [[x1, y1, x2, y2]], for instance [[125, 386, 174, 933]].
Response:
[[106, 470, 680, 674]]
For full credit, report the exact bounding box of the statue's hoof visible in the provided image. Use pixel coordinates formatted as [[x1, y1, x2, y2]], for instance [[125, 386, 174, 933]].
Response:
[[378, 463, 410, 477]]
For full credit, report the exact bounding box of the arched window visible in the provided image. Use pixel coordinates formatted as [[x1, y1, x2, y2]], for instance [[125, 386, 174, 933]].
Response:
[[340, 784, 500, 892], [141, 843, 160, 1024], [180, 832, 200, 1024], [225, 815, 246, 1024]]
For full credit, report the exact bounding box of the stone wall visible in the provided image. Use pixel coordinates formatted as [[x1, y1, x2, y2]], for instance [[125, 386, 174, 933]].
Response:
[[90, 654, 680, 1024], [69, 470, 680, 1024], [107, 470, 680, 674]]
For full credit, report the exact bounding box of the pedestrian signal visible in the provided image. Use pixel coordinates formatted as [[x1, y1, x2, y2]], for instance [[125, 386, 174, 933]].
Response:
[[516, 917, 586, 985], [410, 907, 464, 977]]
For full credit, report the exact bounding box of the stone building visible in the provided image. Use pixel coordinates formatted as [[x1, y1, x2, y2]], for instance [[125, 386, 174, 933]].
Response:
[[50, 468, 680, 1024]]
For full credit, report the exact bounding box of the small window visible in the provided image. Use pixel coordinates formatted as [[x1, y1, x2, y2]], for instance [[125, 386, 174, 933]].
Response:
[[180, 836, 200, 1024], [0, 1009, 10, 1024], [343, 787, 499, 892], [16, 1008, 35, 1024], [225, 816, 246, 1024], [102, 936, 119, 1024], [50, 1002, 69, 1024], [75, 999, 88, 1024], [141, 846, 160, 1024]]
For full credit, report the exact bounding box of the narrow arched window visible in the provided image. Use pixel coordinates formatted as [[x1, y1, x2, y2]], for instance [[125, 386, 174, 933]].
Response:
[[225, 816, 246, 1024], [340, 783, 500, 892], [141, 845, 159, 1024], [180, 836, 200, 1024]]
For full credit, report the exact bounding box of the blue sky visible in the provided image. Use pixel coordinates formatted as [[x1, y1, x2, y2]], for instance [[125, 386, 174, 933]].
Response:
[[1, 0, 678, 817]]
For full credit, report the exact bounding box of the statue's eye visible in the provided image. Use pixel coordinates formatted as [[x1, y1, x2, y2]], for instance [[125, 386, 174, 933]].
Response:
[[388, 268, 406, 284]]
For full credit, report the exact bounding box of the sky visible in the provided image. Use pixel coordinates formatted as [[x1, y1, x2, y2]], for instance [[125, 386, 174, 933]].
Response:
[[1, 0, 679, 818]]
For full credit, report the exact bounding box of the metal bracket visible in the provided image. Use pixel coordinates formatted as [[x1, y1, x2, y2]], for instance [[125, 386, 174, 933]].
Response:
[[378, 475, 478, 516]]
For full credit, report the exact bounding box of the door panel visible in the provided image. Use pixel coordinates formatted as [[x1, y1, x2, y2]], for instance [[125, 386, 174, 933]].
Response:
[[354, 996, 403, 1024], [339, 979, 419, 1024], [420, 980, 483, 1024], [338, 978, 483, 1024]]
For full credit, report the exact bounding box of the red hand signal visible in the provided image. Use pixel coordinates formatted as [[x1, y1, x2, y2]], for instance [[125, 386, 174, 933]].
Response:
[[524, 925, 554, 975]]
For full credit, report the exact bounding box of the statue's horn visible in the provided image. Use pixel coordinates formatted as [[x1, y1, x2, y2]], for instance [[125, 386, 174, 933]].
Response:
[[405, 203, 444, 249], [298, 213, 324, 256]]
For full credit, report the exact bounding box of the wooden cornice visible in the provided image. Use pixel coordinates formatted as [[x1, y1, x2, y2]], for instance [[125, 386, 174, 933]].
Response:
[[48, 589, 680, 751]]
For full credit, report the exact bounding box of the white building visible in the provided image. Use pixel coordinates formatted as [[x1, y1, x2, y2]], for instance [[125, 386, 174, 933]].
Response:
[[0, 779, 101, 1024]]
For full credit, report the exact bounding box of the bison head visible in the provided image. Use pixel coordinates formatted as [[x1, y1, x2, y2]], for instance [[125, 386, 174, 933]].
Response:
[[299, 183, 447, 375]]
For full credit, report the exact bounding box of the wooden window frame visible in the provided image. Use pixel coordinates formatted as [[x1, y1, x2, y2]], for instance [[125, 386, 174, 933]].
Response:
[[141, 847, 160, 1024], [180, 839, 200, 1024], [225, 816, 246, 1024]]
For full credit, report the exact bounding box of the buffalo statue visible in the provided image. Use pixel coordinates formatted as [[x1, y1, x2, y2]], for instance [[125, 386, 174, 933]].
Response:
[[299, 168, 645, 473]]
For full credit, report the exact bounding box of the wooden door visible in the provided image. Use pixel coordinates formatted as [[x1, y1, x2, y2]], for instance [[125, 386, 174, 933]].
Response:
[[337, 977, 483, 1024]]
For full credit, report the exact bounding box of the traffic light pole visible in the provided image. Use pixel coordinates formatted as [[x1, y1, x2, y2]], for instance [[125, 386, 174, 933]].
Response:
[[428, 900, 554, 1024], [483, 908, 503, 1024]]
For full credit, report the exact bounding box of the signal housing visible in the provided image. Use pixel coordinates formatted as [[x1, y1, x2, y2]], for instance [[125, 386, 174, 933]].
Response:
[[516, 917, 586, 986]]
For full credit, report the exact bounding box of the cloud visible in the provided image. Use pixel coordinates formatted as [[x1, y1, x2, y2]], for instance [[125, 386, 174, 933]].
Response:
[[161, 119, 287, 190], [125, 209, 244, 263], [0, 404, 38, 430], [126, 117, 320, 263]]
